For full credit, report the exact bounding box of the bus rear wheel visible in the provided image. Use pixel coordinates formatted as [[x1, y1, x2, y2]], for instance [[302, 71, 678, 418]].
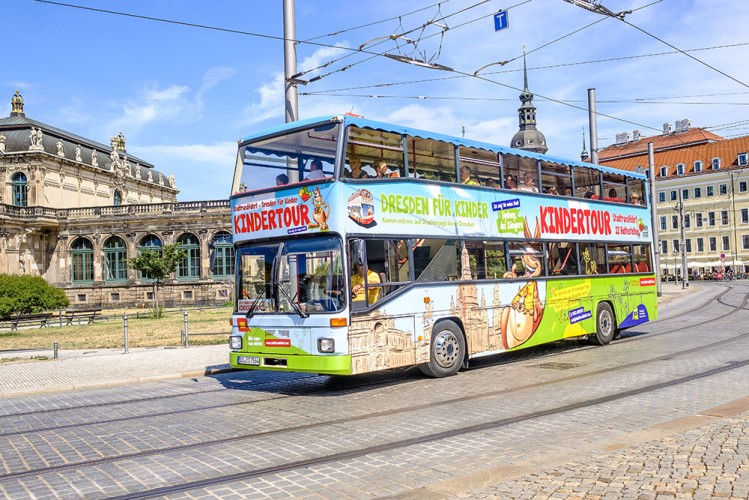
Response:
[[590, 302, 616, 346], [420, 320, 465, 378]]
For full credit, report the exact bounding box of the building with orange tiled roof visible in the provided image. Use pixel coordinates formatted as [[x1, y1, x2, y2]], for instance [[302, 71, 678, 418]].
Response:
[[599, 119, 749, 278]]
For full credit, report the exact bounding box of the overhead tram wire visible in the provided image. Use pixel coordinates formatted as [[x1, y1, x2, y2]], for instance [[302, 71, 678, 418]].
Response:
[[302, 40, 749, 95], [303, 0, 453, 41], [618, 18, 749, 91], [290, 0, 504, 82]]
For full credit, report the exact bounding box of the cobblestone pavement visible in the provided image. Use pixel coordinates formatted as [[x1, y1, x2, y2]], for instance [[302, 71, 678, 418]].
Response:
[[453, 408, 749, 499], [4, 282, 749, 499]]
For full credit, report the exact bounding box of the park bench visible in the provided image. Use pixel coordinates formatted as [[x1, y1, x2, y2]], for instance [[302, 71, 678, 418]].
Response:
[[4, 312, 54, 331], [64, 308, 102, 326]]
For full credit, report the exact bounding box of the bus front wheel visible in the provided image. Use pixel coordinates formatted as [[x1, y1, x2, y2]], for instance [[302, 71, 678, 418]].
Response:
[[420, 320, 465, 378], [590, 302, 616, 346]]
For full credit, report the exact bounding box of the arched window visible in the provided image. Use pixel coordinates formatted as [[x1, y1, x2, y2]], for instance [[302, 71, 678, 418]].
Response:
[[113, 189, 122, 206], [103, 236, 127, 281], [138, 235, 162, 280], [71, 238, 94, 283], [177, 233, 200, 279], [11, 172, 28, 207], [210, 232, 234, 278]]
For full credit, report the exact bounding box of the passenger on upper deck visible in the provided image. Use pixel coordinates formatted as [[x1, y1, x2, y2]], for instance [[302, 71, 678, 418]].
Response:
[[630, 192, 642, 205], [546, 186, 559, 195], [504, 174, 517, 190], [374, 159, 399, 178], [305, 159, 326, 180], [485, 178, 497, 188], [460, 166, 479, 185], [276, 174, 289, 186], [347, 156, 370, 179], [517, 172, 539, 193]]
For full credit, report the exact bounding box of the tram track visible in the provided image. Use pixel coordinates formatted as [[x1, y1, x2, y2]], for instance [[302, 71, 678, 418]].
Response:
[[0, 284, 745, 440], [2, 285, 749, 489], [97, 356, 749, 499]]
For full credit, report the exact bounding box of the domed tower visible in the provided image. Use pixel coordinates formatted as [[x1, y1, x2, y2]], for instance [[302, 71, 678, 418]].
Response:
[[510, 52, 548, 154]]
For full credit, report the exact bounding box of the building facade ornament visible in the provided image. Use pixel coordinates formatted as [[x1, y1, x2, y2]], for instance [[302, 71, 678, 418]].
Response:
[[147, 169, 153, 182], [135, 164, 142, 179], [0, 134, 5, 153], [29, 127, 44, 151], [56, 140, 65, 157], [168, 173, 175, 188], [91, 149, 98, 167], [75, 145, 82, 162], [158, 172, 164, 186], [10, 90, 24, 116], [111, 131, 126, 151], [109, 149, 120, 171]]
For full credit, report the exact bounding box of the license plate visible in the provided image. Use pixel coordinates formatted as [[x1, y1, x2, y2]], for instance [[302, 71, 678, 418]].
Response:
[[238, 356, 260, 366]]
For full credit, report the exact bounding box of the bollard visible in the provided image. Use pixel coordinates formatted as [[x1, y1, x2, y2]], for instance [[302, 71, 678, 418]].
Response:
[[53, 341, 58, 360], [183, 311, 189, 348], [123, 313, 129, 354]]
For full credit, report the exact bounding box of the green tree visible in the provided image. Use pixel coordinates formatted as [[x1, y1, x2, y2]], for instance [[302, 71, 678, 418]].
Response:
[[129, 243, 187, 317], [0, 274, 69, 319]]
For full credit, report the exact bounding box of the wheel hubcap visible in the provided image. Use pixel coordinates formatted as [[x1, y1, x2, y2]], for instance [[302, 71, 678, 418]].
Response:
[[434, 331, 460, 368], [600, 311, 612, 336]]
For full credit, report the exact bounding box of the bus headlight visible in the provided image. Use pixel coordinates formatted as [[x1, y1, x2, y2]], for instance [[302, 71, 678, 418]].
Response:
[[230, 336, 243, 350], [317, 338, 335, 353]]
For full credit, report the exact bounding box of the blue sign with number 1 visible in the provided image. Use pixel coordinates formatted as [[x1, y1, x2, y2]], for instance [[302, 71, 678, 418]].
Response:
[[494, 10, 509, 31]]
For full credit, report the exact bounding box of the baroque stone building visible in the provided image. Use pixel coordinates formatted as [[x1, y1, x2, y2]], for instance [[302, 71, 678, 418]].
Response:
[[0, 91, 234, 308]]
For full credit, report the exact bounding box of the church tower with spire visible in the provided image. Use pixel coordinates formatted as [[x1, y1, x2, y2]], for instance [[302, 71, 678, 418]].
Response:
[[510, 51, 548, 154]]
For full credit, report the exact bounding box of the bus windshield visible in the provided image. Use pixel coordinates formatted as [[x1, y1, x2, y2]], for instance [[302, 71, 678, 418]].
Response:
[[237, 235, 344, 315], [233, 121, 340, 194]]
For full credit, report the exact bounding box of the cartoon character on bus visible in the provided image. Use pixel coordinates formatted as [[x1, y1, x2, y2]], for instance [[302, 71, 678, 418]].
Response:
[[307, 186, 330, 231], [500, 218, 545, 349]]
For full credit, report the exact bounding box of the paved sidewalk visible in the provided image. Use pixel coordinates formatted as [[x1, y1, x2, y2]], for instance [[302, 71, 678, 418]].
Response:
[[0, 284, 696, 399], [0, 344, 231, 398]]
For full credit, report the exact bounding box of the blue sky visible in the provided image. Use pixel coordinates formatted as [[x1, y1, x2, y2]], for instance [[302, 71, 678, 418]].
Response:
[[3, 0, 748, 201]]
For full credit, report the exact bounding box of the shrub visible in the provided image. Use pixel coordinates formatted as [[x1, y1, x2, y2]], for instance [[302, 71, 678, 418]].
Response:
[[0, 274, 70, 319]]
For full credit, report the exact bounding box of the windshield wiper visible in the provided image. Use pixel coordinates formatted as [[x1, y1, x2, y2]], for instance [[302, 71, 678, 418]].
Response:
[[245, 293, 263, 319], [276, 280, 308, 318]]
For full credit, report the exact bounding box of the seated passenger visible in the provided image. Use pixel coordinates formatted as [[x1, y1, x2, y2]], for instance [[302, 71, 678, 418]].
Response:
[[276, 174, 289, 186], [305, 159, 326, 180], [630, 192, 643, 205], [348, 156, 370, 179], [374, 159, 399, 178], [517, 172, 539, 193], [546, 186, 559, 195], [460, 166, 479, 185], [504, 174, 517, 190], [485, 178, 498, 188], [351, 263, 380, 303]]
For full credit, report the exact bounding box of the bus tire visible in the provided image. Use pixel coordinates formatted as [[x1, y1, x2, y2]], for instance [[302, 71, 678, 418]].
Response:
[[590, 302, 616, 346], [419, 320, 465, 378]]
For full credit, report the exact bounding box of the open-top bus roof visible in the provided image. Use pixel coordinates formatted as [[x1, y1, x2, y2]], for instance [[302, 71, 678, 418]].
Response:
[[238, 115, 647, 181]]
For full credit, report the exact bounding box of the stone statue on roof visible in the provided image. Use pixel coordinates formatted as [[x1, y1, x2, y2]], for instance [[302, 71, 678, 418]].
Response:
[[109, 149, 120, 171], [0, 134, 5, 153], [29, 127, 43, 150], [56, 140, 65, 157], [91, 149, 98, 167], [110, 131, 126, 151], [75, 145, 82, 162], [168, 173, 175, 188]]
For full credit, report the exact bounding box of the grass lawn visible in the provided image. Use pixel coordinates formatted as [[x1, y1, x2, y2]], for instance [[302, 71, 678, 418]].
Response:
[[0, 307, 233, 351]]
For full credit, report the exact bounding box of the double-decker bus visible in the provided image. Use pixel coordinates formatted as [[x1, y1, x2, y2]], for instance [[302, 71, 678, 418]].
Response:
[[229, 115, 656, 377]]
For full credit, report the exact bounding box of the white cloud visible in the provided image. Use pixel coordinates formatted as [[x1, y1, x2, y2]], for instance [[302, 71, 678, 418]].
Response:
[[130, 141, 238, 201], [240, 44, 350, 125], [110, 67, 236, 131]]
